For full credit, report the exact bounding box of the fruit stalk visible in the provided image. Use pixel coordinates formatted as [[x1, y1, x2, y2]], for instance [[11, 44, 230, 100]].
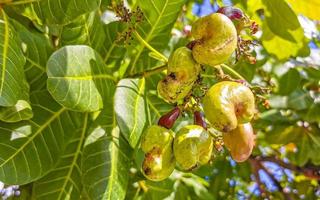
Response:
[[133, 31, 168, 62]]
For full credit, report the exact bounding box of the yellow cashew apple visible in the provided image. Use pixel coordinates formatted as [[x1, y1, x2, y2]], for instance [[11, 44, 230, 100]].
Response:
[[191, 13, 237, 66], [202, 81, 255, 132], [223, 122, 255, 162]]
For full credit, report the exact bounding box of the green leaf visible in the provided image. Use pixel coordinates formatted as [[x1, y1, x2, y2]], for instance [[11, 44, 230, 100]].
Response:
[[209, 157, 233, 198], [305, 103, 320, 123], [294, 135, 310, 166], [261, 23, 309, 60], [142, 179, 174, 200], [11, 19, 53, 91], [287, 0, 320, 20], [13, 0, 101, 25], [82, 109, 132, 200], [0, 91, 83, 184], [181, 175, 215, 200], [32, 113, 89, 200], [127, 0, 186, 74], [0, 97, 33, 123], [114, 78, 147, 148], [278, 68, 301, 95], [60, 12, 106, 53], [47, 45, 116, 112], [262, 0, 301, 42], [101, 22, 127, 69], [265, 125, 301, 145], [260, 0, 310, 60], [287, 90, 313, 110], [146, 92, 172, 125], [0, 10, 27, 107], [101, 0, 111, 10], [304, 67, 320, 80]]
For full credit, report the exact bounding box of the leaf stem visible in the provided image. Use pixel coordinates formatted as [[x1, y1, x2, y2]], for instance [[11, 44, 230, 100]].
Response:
[[133, 31, 168, 63], [220, 64, 246, 81], [128, 64, 167, 78]]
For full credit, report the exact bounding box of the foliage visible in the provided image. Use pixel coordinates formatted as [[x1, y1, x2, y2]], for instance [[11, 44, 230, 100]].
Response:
[[0, 0, 319, 199]]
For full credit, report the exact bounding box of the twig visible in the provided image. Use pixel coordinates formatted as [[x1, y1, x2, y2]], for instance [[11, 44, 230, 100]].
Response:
[[128, 64, 167, 78], [249, 159, 267, 198], [259, 162, 293, 200], [254, 156, 320, 180]]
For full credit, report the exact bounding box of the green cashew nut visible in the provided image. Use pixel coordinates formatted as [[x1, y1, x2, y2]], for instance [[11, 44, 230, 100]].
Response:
[[191, 13, 237, 66], [141, 125, 175, 181], [202, 81, 255, 132], [174, 125, 213, 171], [158, 47, 201, 104], [223, 122, 255, 162]]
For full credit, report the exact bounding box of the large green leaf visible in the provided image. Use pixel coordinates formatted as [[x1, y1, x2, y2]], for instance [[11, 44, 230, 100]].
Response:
[[60, 12, 106, 53], [0, 10, 27, 107], [127, 0, 186, 75], [11, 19, 53, 91], [82, 105, 132, 200], [261, 24, 309, 60], [0, 19, 54, 123], [260, 0, 309, 60], [114, 78, 147, 148], [47, 45, 116, 112], [0, 91, 83, 184], [13, 0, 101, 25], [262, 0, 301, 42], [32, 113, 89, 200], [278, 68, 301, 95], [287, 0, 320, 20]]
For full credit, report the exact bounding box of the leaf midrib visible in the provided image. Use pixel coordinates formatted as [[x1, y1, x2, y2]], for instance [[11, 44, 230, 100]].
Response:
[[0, 10, 9, 95], [129, 78, 145, 143], [57, 113, 88, 200], [49, 74, 116, 82], [105, 111, 117, 200]]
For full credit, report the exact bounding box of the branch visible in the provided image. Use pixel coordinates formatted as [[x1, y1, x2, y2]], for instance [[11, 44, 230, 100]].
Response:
[[253, 156, 320, 180], [249, 159, 267, 198], [258, 161, 293, 200]]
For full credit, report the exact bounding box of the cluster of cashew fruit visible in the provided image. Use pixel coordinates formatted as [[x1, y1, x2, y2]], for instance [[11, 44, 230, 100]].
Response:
[[141, 7, 257, 181]]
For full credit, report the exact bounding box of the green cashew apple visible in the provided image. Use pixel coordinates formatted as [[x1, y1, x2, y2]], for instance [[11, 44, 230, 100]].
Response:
[[157, 76, 194, 104], [174, 125, 213, 170], [141, 125, 175, 181], [191, 13, 237, 66], [202, 81, 255, 132], [167, 47, 201, 82], [158, 47, 201, 103], [223, 122, 255, 162]]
